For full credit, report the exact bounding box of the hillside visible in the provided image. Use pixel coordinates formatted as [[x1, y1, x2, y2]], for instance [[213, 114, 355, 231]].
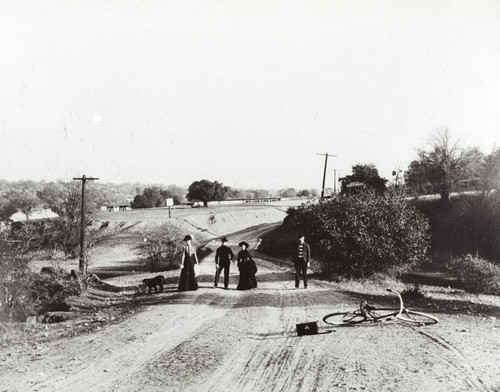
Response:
[[92, 201, 303, 243]]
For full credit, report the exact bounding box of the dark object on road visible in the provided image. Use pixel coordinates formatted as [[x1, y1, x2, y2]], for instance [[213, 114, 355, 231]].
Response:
[[143, 275, 165, 293], [296, 321, 318, 336]]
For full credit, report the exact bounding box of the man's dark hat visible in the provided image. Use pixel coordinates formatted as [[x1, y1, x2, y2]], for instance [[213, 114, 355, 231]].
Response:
[[183, 235, 193, 241], [239, 241, 249, 248], [221, 236, 228, 242]]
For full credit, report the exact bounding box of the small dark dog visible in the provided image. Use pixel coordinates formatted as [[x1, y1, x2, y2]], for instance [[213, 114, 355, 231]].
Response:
[[143, 275, 165, 294]]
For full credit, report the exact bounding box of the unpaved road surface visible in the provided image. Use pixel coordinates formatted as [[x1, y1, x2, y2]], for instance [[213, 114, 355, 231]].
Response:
[[1, 230, 499, 391]]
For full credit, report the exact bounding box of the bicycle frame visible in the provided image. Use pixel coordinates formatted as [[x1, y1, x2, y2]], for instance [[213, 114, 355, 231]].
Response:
[[323, 288, 438, 326]]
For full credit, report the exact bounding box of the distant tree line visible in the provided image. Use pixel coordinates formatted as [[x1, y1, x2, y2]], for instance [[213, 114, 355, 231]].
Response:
[[404, 129, 500, 203], [335, 129, 500, 205], [131, 185, 186, 208], [0, 180, 318, 215], [183, 179, 318, 207]]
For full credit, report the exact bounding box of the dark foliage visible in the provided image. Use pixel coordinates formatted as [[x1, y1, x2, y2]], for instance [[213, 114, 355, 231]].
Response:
[[411, 192, 500, 264], [187, 179, 228, 207], [276, 192, 430, 278], [448, 254, 500, 295], [340, 163, 388, 195]]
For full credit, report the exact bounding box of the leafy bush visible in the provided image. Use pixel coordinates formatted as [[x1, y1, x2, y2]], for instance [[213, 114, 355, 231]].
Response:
[[135, 223, 184, 272], [1, 222, 84, 322], [448, 254, 500, 295], [284, 192, 430, 278], [1, 268, 82, 322]]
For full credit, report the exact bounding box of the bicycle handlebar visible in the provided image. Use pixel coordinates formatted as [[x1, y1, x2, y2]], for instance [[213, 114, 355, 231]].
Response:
[[386, 288, 404, 316]]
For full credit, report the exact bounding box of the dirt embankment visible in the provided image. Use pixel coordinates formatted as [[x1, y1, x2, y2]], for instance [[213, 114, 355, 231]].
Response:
[[93, 203, 301, 242]]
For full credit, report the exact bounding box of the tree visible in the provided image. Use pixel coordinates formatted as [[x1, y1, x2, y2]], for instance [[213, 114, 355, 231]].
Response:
[[1, 222, 42, 321], [226, 187, 242, 199], [5, 187, 41, 220], [186, 180, 229, 207], [0, 199, 17, 222], [405, 129, 485, 203], [37, 181, 97, 257], [280, 188, 297, 198], [481, 148, 500, 193], [135, 223, 184, 272], [250, 189, 270, 199], [132, 186, 164, 208], [405, 159, 436, 195], [161, 185, 186, 205], [297, 189, 310, 198], [341, 163, 387, 195]]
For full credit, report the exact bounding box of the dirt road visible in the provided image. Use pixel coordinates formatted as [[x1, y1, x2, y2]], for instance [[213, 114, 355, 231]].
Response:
[[1, 230, 499, 392]]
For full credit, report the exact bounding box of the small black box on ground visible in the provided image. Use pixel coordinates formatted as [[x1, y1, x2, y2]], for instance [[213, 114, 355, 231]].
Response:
[[296, 321, 318, 336]]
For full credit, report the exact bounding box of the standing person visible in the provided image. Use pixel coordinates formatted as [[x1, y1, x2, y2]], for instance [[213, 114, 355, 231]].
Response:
[[293, 234, 311, 289], [214, 236, 234, 289], [236, 241, 257, 290], [178, 235, 199, 291]]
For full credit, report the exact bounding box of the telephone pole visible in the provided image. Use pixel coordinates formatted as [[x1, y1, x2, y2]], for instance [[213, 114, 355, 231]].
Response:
[[73, 174, 99, 275], [317, 153, 336, 200]]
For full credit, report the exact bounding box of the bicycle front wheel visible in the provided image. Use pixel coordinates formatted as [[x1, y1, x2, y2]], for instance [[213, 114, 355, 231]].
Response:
[[323, 311, 365, 326], [397, 310, 438, 325]]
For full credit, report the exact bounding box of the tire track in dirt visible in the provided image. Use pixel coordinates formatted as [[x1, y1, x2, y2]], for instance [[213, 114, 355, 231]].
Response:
[[25, 303, 228, 392], [415, 328, 493, 392], [191, 273, 353, 392], [18, 252, 232, 392]]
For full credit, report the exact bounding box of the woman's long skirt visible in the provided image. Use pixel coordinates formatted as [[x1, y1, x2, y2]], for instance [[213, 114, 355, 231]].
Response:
[[178, 256, 199, 291]]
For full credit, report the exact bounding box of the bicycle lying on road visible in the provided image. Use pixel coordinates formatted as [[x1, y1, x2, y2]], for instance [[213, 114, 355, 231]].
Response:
[[323, 288, 439, 326]]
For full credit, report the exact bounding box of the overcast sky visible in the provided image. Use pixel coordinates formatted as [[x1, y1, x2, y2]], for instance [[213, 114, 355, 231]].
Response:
[[1, 1, 499, 190]]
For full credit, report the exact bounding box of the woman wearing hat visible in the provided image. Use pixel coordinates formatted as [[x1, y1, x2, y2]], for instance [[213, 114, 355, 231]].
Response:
[[178, 235, 199, 291], [236, 241, 257, 290]]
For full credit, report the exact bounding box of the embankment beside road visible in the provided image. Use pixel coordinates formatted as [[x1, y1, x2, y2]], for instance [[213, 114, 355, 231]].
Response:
[[93, 202, 303, 243], [175, 207, 289, 241]]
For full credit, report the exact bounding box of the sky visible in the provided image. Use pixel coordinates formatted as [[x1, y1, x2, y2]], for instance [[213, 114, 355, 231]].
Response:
[[1, 1, 500, 191]]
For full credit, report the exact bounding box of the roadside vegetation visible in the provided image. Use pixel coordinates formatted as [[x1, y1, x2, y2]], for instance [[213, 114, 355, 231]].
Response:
[[0, 221, 85, 322], [412, 192, 500, 265], [262, 191, 430, 279], [262, 129, 500, 294], [135, 223, 185, 272], [447, 254, 500, 295]]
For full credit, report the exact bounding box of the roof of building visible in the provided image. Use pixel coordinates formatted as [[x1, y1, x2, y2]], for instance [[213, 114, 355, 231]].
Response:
[[10, 209, 59, 222]]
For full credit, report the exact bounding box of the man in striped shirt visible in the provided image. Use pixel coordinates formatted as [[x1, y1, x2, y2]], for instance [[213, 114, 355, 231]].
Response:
[[293, 233, 311, 289]]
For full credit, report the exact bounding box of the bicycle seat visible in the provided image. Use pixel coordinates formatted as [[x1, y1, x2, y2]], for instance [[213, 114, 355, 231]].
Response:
[[359, 300, 376, 318]]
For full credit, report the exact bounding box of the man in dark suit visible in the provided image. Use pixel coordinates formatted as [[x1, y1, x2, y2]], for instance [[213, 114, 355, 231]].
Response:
[[293, 233, 311, 289], [214, 236, 234, 289]]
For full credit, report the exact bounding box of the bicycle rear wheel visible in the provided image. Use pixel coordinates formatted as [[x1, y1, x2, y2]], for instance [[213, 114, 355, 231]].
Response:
[[397, 310, 438, 325], [323, 311, 365, 326]]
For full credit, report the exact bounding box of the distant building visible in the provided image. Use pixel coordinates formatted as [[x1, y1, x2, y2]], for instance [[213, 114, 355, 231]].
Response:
[[9, 209, 59, 222], [100, 204, 132, 212]]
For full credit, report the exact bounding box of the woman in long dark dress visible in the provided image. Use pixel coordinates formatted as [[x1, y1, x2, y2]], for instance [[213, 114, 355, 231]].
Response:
[[178, 235, 199, 291], [236, 241, 257, 290]]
